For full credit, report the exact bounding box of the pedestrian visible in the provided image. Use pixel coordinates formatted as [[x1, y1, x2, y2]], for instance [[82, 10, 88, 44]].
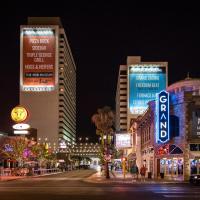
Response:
[[122, 160, 127, 179], [110, 164, 113, 171], [130, 164, 139, 181], [140, 165, 147, 182], [135, 165, 139, 179]]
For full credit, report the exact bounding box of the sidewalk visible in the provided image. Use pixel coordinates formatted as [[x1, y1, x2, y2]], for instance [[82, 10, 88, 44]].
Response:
[[85, 170, 188, 184]]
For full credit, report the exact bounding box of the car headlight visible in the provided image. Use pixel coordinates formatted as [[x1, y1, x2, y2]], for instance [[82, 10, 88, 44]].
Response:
[[194, 176, 198, 179]]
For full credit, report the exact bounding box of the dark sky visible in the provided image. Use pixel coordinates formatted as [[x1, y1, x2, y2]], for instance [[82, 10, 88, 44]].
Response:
[[0, 2, 199, 142]]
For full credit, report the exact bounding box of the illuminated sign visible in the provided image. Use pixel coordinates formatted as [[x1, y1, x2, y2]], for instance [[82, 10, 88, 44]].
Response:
[[129, 65, 167, 115], [4, 144, 13, 152], [156, 91, 169, 143], [11, 106, 28, 123], [115, 134, 132, 149], [59, 140, 67, 149], [21, 27, 57, 92], [12, 123, 30, 130], [192, 109, 200, 139], [14, 130, 29, 134]]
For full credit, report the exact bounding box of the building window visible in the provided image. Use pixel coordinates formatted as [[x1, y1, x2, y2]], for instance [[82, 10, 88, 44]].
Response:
[[121, 99, 127, 102], [120, 105, 126, 108], [170, 115, 179, 138], [120, 70, 127, 75], [190, 144, 200, 151]]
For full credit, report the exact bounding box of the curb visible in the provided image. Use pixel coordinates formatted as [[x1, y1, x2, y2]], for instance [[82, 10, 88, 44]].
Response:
[[0, 176, 27, 182], [32, 172, 63, 178], [84, 178, 189, 184], [0, 172, 63, 181], [84, 172, 188, 184]]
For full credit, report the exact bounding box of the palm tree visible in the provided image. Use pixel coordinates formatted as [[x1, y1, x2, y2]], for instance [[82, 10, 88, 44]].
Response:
[[91, 106, 115, 179]]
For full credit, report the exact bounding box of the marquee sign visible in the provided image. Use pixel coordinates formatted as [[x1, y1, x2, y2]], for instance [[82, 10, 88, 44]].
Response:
[[156, 90, 169, 143], [115, 133, 132, 149]]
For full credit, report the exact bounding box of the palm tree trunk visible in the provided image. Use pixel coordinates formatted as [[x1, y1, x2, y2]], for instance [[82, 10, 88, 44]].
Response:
[[105, 132, 110, 179]]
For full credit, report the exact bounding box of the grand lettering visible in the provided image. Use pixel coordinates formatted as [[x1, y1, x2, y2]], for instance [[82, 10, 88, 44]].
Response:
[[156, 91, 169, 143]]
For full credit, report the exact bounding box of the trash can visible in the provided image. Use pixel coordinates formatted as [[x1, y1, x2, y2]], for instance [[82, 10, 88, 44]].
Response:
[[160, 172, 164, 179], [148, 172, 152, 179]]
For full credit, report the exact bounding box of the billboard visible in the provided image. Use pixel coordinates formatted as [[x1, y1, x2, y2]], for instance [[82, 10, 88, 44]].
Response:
[[21, 27, 57, 92], [115, 134, 132, 149], [156, 91, 169, 143], [192, 109, 200, 139], [129, 64, 167, 115]]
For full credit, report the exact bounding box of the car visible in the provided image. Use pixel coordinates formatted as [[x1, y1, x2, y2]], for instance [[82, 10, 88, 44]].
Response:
[[189, 174, 200, 185]]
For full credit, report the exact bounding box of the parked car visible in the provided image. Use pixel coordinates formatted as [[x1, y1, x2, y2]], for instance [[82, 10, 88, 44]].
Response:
[[189, 174, 200, 185]]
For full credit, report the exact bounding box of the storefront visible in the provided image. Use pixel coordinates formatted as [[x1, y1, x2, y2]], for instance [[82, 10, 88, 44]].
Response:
[[189, 144, 200, 175], [159, 157, 183, 177], [155, 144, 184, 179], [141, 147, 154, 177], [190, 158, 200, 175]]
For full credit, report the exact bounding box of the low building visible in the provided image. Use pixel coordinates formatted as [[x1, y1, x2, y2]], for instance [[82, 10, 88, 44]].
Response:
[[136, 77, 200, 180]]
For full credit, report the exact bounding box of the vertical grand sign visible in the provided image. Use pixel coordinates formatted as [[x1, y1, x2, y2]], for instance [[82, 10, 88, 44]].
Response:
[[156, 90, 169, 143], [21, 27, 56, 91], [129, 65, 167, 115]]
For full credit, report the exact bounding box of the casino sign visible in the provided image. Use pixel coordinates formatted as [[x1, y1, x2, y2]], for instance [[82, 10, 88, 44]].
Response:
[[11, 106, 28, 123]]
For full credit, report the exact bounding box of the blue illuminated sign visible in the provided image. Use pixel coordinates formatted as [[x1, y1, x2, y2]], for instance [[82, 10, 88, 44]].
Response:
[[156, 90, 169, 143], [129, 65, 167, 115]]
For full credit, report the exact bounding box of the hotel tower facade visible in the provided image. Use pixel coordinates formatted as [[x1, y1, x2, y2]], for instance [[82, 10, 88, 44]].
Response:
[[20, 17, 76, 147]]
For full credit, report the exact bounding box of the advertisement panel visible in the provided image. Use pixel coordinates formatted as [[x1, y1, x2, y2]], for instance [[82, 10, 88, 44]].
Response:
[[129, 64, 167, 115], [21, 27, 56, 91], [115, 133, 132, 149], [192, 109, 200, 139]]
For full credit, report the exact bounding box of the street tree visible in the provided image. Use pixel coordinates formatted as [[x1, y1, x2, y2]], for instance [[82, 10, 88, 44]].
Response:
[[1, 136, 29, 167], [91, 106, 115, 179]]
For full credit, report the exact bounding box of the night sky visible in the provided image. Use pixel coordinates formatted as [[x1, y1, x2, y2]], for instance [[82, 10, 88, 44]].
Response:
[[0, 2, 199, 142]]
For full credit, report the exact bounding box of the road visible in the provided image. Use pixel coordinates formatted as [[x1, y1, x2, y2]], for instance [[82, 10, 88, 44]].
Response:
[[0, 169, 199, 200]]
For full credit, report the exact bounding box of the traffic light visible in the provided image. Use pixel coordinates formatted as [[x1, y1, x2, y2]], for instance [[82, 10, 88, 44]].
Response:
[[122, 157, 127, 162]]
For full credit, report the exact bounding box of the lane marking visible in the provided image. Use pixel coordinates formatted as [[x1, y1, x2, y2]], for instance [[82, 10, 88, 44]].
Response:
[[163, 195, 200, 198]]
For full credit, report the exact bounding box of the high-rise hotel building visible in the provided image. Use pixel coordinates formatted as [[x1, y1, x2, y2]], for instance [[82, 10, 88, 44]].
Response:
[[116, 56, 168, 132], [20, 17, 76, 146], [115, 65, 128, 132]]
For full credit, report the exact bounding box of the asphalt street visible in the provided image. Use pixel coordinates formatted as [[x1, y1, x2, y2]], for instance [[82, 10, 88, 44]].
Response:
[[0, 170, 199, 200]]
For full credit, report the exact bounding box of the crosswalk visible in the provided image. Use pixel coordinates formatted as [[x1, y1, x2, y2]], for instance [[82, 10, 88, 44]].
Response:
[[148, 186, 200, 199]]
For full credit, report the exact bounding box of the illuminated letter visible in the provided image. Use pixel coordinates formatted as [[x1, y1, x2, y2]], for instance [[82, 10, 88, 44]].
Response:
[[160, 122, 167, 129], [161, 104, 166, 112], [160, 95, 167, 103], [161, 113, 166, 120], [161, 130, 167, 138]]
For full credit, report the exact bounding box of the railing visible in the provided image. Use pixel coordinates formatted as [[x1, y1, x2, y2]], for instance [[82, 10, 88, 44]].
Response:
[[0, 168, 60, 176], [33, 168, 61, 175], [0, 168, 12, 176]]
